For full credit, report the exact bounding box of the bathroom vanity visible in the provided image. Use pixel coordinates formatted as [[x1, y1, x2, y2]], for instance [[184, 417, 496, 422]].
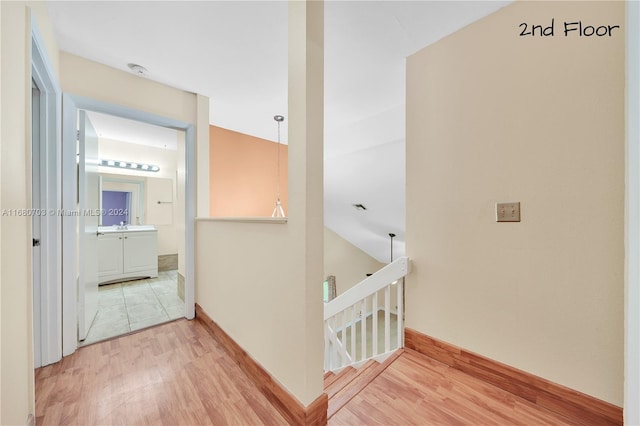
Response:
[[97, 225, 158, 284]]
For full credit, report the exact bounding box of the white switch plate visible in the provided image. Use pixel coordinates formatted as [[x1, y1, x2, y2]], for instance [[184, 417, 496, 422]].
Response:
[[496, 202, 520, 222]]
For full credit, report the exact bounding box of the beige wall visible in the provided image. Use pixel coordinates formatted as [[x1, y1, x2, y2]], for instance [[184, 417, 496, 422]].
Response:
[[60, 53, 197, 125], [325, 227, 384, 295], [1, 2, 59, 424], [406, 1, 624, 405], [196, 1, 324, 407]]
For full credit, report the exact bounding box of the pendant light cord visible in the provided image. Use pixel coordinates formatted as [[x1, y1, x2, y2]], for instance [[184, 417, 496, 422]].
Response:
[[276, 119, 281, 201], [272, 115, 285, 218]]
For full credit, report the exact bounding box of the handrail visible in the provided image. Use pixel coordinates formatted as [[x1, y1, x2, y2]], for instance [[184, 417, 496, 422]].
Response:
[[324, 257, 410, 319], [323, 256, 411, 372]]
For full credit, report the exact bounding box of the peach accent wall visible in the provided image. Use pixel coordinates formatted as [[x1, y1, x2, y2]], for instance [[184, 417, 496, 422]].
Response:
[[209, 125, 288, 217]]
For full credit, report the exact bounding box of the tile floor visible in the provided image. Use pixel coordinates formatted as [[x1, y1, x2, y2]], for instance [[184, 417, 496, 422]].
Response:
[[81, 270, 184, 346]]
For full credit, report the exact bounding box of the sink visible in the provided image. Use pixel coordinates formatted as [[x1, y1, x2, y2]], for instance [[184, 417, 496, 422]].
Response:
[[125, 225, 157, 231], [98, 225, 157, 233]]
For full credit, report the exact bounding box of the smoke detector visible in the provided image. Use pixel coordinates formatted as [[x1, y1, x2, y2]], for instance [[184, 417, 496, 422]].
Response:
[[127, 63, 148, 77]]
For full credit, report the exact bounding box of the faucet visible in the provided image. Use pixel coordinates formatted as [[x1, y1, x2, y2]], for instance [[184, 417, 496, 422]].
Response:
[[118, 221, 127, 230]]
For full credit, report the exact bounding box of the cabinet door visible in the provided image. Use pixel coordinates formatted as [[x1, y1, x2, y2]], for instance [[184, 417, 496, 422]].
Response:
[[123, 231, 158, 274], [97, 233, 123, 277]]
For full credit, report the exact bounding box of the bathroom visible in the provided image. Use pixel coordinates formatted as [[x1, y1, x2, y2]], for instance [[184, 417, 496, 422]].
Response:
[[80, 111, 186, 345]]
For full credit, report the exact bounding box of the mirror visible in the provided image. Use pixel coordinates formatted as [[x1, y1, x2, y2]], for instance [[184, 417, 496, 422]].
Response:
[[99, 174, 144, 225]]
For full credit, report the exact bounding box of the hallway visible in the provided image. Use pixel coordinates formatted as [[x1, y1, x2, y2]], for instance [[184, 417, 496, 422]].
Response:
[[35, 318, 602, 425], [35, 319, 287, 425]]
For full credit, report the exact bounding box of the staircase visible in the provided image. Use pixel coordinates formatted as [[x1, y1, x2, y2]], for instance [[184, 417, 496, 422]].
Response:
[[324, 256, 410, 371], [323, 349, 404, 419]]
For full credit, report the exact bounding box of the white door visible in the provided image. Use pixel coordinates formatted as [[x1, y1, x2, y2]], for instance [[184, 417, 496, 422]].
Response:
[[78, 110, 100, 341]]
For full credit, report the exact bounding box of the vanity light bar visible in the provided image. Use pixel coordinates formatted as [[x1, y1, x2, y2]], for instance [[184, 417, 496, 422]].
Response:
[[100, 159, 160, 172]]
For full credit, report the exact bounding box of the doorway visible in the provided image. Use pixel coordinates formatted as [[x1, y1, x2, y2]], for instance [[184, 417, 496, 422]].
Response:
[[75, 111, 186, 346], [62, 95, 196, 356]]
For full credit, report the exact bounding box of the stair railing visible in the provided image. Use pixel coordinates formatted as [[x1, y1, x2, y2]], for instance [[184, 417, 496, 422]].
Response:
[[324, 256, 410, 371]]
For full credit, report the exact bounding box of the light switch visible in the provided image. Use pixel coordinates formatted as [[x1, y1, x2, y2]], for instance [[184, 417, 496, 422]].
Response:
[[496, 202, 520, 222]]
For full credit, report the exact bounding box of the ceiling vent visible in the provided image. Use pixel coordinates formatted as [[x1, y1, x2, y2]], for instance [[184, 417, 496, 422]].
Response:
[[127, 63, 148, 77]]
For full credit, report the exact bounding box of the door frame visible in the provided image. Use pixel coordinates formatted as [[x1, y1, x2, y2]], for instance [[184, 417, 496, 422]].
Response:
[[625, 0, 640, 422], [31, 14, 62, 367], [62, 94, 196, 356]]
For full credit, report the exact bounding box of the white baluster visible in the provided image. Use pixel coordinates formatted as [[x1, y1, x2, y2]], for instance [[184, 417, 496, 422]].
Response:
[[397, 279, 404, 349], [385, 285, 391, 353], [372, 291, 378, 356], [361, 298, 367, 360], [324, 321, 330, 370], [351, 305, 357, 361], [340, 311, 347, 366], [330, 317, 339, 369]]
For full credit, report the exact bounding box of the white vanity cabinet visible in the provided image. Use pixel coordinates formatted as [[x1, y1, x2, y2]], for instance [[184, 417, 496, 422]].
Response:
[[98, 228, 158, 284]]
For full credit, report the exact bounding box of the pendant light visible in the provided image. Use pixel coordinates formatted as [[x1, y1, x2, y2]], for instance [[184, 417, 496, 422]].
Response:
[[389, 233, 396, 262], [272, 115, 286, 218], [389, 233, 398, 284]]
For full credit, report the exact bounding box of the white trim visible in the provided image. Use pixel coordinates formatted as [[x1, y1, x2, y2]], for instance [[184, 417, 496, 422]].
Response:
[[324, 257, 410, 319], [61, 95, 196, 354], [625, 1, 640, 423], [61, 94, 78, 356], [185, 125, 195, 319], [30, 13, 62, 366], [32, 78, 42, 368]]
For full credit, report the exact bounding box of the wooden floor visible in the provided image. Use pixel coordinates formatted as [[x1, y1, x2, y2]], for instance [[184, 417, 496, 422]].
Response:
[[36, 319, 587, 426], [35, 319, 287, 425], [330, 349, 583, 426]]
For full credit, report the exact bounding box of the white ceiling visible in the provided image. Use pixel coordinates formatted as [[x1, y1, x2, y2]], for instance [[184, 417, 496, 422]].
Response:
[[86, 111, 180, 151], [46, 0, 510, 263]]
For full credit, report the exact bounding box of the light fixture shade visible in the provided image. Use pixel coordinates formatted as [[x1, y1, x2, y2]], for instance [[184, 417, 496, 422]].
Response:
[[272, 198, 285, 218], [100, 159, 160, 172]]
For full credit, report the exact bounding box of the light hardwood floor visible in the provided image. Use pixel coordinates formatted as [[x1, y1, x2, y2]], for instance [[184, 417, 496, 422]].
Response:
[[330, 349, 584, 426], [35, 318, 287, 425], [36, 319, 590, 426]]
